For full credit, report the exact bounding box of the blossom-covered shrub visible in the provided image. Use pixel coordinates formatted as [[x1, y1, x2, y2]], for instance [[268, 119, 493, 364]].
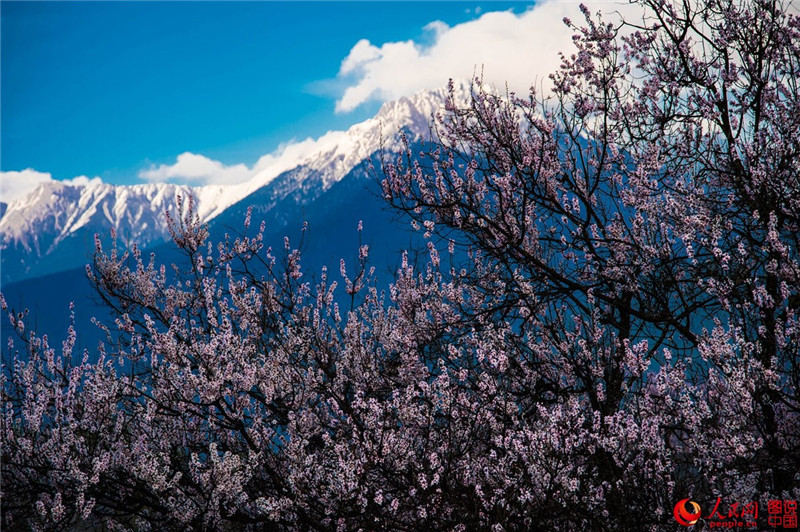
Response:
[[3, 0, 799, 529]]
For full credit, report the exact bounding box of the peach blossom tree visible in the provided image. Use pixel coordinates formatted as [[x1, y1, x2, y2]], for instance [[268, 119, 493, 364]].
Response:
[[3, 1, 799, 530]]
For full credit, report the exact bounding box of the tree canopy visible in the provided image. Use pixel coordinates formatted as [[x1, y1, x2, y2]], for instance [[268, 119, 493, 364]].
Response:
[[3, 1, 799, 530]]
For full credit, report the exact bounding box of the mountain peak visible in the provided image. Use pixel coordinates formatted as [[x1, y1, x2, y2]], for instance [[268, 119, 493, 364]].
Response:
[[374, 82, 474, 137], [0, 89, 460, 284]]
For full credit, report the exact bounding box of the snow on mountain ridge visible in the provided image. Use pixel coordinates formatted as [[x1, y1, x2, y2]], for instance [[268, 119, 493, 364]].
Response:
[[0, 180, 200, 253], [196, 85, 463, 218], [0, 86, 465, 281]]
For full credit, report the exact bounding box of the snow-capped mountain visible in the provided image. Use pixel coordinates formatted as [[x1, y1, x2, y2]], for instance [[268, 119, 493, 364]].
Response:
[[192, 85, 456, 220], [0, 87, 463, 285], [2, 181, 193, 252]]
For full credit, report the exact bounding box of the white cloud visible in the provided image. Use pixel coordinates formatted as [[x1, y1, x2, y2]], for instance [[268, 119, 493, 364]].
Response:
[[65, 175, 104, 188], [0, 169, 104, 204], [340, 39, 383, 76], [423, 20, 449, 39], [137, 139, 337, 188], [139, 152, 252, 185], [251, 138, 328, 176], [335, 0, 642, 113], [1, 169, 55, 204]]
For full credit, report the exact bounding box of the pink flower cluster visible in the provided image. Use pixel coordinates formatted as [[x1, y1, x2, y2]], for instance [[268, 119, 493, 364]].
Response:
[[3, 1, 799, 529]]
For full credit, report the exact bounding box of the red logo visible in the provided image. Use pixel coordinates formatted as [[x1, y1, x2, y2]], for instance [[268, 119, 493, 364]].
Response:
[[674, 498, 702, 526]]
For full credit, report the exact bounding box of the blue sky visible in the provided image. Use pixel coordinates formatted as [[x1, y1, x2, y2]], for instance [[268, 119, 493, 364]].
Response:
[[2, 2, 525, 181], [1, 0, 606, 201]]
